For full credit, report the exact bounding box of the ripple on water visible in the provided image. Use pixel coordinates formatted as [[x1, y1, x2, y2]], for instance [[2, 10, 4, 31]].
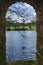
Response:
[[6, 31, 37, 62]]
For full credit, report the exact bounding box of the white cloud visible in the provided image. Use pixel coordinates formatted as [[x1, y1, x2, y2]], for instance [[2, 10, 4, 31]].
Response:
[[5, 2, 36, 23]]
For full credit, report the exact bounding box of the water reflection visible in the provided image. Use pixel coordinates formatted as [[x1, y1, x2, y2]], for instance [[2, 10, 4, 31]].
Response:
[[6, 31, 37, 62]]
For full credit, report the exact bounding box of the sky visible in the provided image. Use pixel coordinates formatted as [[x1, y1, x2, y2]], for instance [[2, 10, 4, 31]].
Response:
[[5, 2, 37, 23]]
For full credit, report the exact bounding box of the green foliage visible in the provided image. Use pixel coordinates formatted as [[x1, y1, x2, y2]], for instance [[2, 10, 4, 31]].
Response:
[[5, 25, 36, 31], [7, 60, 37, 65]]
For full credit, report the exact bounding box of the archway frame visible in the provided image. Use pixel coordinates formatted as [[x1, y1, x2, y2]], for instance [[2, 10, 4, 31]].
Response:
[[0, 0, 43, 65]]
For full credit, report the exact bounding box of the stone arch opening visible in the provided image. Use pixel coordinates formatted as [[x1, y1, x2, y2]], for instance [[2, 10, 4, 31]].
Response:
[[4, 1, 37, 64], [0, 0, 43, 65]]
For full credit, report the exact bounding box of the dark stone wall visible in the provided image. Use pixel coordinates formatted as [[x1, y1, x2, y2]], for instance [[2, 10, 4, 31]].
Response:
[[36, 11, 43, 65], [0, 0, 43, 65]]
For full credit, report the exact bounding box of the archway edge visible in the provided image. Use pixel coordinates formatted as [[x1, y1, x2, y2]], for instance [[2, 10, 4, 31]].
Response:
[[1, 0, 40, 13], [0, 0, 43, 65]]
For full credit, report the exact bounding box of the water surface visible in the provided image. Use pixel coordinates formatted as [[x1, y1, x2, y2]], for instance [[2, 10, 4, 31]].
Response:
[[6, 31, 37, 62]]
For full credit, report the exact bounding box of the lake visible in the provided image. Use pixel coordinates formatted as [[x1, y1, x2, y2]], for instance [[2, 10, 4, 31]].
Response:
[[5, 31, 37, 62]]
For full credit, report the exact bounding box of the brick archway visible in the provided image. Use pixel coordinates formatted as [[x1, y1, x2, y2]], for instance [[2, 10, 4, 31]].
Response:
[[0, 0, 43, 65]]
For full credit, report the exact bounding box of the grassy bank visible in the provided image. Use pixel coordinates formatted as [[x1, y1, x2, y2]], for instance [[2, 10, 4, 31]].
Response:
[[7, 60, 37, 65], [5, 25, 36, 31]]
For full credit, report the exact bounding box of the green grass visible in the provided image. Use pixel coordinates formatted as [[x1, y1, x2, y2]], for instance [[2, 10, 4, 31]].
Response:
[[5, 25, 36, 30], [7, 60, 37, 65]]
